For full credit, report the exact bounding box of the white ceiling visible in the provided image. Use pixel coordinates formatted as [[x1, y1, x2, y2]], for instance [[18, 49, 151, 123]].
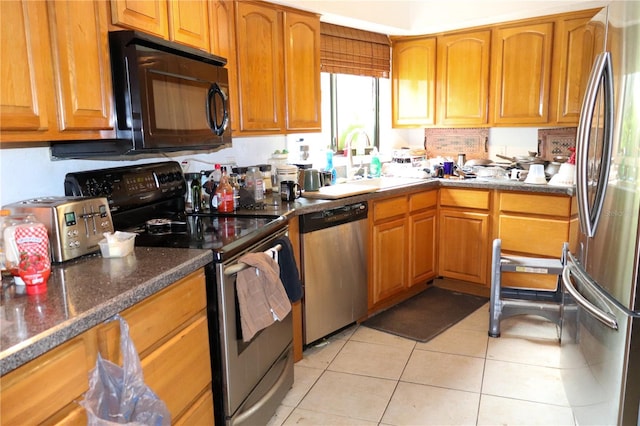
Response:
[[268, 0, 608, 35]]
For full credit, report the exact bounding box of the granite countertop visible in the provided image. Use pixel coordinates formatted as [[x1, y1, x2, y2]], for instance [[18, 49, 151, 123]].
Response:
[[0, 176, 573, 375], [0, 247, 213, 376], [241, 177, 575, 216]]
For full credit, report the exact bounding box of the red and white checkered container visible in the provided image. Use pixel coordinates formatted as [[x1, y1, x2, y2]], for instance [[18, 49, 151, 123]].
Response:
[[13, 223, 51, 294]]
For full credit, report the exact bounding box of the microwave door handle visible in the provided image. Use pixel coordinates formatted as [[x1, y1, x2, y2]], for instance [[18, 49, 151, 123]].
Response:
[[562, 262, 618, 330], [576, 52, 614, 237], [206, 83, 229, 136]]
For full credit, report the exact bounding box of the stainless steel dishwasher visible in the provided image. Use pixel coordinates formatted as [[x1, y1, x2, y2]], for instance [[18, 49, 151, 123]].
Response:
[[299, 201, 368, 345]]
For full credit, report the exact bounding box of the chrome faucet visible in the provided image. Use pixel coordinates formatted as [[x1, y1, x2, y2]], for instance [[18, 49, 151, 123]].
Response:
[[345, 129, 370, 179]]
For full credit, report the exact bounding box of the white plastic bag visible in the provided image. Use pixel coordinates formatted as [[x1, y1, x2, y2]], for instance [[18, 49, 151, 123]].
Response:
[[81, 316, 171, 425]]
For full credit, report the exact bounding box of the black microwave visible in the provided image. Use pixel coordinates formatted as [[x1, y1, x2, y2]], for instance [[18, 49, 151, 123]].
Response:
[[52, 31, 231, 158]]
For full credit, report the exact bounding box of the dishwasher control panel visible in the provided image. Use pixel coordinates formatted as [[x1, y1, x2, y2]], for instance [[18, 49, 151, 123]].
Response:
[[299, 202, 368, 233]]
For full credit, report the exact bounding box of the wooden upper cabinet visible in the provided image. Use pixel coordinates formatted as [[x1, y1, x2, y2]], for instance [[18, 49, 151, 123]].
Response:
[[168, 0, 210, 51], [235, 2, 284, 132], [550, 11, 599, 125], [0, 0, 114, 143], [283, 10, 321, 131], [48, 0, 113, 132], [209, 0, 238, 132], [436, 30, 490, 126], [392, 37, 436, 127], [490, 22, 554, 125], [0, 0, 53, 135], [110, 0, 169, 38]]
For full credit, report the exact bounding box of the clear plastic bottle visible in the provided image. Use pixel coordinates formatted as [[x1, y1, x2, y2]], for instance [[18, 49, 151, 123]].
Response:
[[215, 171, 235, 213], [325, 149, 337, 184], [259, 164, 272, 194], [4, 213, 51, 294], [211, 164, 222, 185], [245, 166, 264, 205], [370, 147, 382, 177]]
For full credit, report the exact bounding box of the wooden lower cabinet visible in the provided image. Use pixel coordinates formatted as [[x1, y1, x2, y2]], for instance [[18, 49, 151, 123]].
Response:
[[438, 188, 492, 286], [497, 192, 578, 290], [372, 216, 407, 304], [369, 190, 437, 310], [0, 268, 213, 425], [0, 330, 98, 425], [438, 209, 490, 284]]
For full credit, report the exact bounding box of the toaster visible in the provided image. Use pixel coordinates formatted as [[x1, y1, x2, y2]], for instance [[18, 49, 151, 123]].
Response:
[[3, 196, 114, 263]]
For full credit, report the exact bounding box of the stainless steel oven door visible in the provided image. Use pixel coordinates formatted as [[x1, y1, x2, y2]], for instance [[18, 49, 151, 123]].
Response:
[[216, 227, 294, 425]]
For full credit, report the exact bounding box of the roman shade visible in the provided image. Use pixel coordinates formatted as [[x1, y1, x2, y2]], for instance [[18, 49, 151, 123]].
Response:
[[320, 23, 390, 78]]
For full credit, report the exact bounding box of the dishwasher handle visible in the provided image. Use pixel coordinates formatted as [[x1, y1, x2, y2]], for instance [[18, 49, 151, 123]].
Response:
[[299, 202, 368, 233]]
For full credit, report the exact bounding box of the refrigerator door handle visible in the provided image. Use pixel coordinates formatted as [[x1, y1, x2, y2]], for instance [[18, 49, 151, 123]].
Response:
[[562, 263, 619, 330], [576, 51, 614, 237]]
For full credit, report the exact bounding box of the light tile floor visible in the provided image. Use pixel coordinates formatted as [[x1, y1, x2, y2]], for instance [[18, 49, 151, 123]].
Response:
[[268, 303, 575, 426]]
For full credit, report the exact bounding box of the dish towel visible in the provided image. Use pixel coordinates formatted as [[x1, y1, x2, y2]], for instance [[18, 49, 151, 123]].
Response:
[[273, 236, 303, 302], [236, 252, 292, 342]]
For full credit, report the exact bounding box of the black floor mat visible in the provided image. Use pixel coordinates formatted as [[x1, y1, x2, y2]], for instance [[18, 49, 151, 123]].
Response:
[[362, 287, 488, 342]]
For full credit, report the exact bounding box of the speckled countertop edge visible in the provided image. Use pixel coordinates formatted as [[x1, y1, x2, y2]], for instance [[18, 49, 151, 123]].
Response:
[[0, 248, 213, 375], [0, 177, 573, 375]]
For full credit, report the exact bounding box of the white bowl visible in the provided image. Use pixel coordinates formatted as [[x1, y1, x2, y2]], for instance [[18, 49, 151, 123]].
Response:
[[99, 232, 136, 258], [524, 175, 547, 185]]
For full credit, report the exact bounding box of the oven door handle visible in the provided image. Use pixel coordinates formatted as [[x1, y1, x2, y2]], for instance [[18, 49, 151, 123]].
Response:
[[224, 243, 282, 276], [233, 348, 292, 424]]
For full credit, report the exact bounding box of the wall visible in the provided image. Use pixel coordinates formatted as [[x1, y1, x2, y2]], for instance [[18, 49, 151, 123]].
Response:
[[0, 126, 541, 206]]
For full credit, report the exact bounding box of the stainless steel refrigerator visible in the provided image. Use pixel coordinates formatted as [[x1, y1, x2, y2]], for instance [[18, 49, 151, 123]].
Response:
[[561, 2, 640, 425]]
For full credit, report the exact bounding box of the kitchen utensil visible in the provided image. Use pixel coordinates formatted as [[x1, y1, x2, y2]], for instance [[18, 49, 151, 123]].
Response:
[[276, 165, 298, 193], [545, 161, 562, 176], [464, 159, 493, 167], [3, 196, 114, 263], [303, 169, 321, 192], [280, 181, 302, 201], [524, 164, 547, 184], [321, 170, 333, 186], [443, 161, 455, 175]]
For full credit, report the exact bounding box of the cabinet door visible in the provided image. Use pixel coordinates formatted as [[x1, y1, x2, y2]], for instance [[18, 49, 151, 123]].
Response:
[[168, 0, 210, 51], [283, 10, 321, 131], [409, 209, 437, 286], [392, 37, 436, 127], [110, 0, 168, 38], [437, 30, 490, 125], [371, 218, 407, 305], [491, 22, 554, 125], [551, 15, 595, 125], [438, 209, 489, 285], [235, 2, 284, 132], [0, 330, 97, 425], [209, 0, 239, 133], [0, 0, 54, 137], [48, 0, 113, 133]]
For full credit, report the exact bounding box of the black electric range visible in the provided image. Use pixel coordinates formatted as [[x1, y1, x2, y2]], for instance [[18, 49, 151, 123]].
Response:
[[64, 161, 286, 261]]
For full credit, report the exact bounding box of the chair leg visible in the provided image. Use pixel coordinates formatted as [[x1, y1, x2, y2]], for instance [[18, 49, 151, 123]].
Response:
[[489, 239, 502, 338]]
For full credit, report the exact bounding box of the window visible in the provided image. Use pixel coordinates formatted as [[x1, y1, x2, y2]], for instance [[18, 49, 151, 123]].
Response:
[[325, 73, 380, 153]]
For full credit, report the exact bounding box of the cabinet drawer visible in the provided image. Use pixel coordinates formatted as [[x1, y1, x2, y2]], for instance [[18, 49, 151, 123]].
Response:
[[1, 331, 96, 425], [98, 269, 207, 361], [499, 192, 573, 217], [439, 188, 490, 210], [142, 314, 212, 419], [499, 215, 570, 258], [373, 195, 408, 222], [174, 389, 215, 426], [409, 190, 437, 212]]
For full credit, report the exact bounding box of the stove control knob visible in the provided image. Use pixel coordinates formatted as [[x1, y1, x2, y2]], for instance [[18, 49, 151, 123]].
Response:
[[85, 178, 101, 196]]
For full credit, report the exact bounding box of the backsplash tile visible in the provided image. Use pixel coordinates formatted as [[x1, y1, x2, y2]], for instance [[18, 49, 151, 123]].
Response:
[[538, 127, 576, 160], [424, 128, 489, 160]]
